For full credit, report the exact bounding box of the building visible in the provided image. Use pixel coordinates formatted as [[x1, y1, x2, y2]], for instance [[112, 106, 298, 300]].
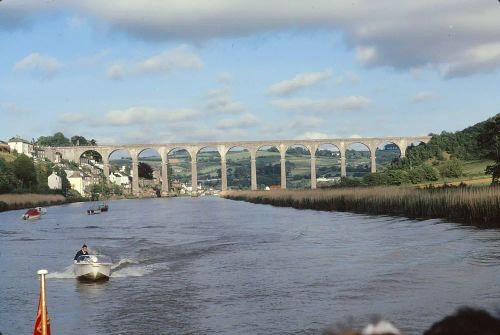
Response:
[[109, 172, 131, 188], [8, 136, 34, 157], [66, 170, 92, 196], [0, 140, 9, 152], [47, 172, 62, 190]]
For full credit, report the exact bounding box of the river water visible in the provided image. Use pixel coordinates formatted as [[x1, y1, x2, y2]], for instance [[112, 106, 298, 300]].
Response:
[[0, 197, 499, 334]]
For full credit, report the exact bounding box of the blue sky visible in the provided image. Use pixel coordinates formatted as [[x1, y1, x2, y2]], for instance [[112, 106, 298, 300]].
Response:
[[0, 0, 499, 144]]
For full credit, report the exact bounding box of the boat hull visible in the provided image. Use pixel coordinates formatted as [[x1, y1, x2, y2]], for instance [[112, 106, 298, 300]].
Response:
[[22, 214, 41, 220], [74, 263, 111, 282]]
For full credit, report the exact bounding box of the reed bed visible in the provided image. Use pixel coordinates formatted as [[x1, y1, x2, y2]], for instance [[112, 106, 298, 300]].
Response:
[[0, 193, 66, 212], [222, 187, 500, 225]]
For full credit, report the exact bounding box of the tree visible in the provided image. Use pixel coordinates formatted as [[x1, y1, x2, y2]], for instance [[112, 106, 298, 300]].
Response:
[[0, 158, 17, 193], [478, 114, 500, 184], [71, 136, 89, 146], [36, 132, 71, 146], [138, 162, 153, 179], [11, 154, 37, 191], [52, 166, 70, 195], [439, 159, 463, 178]]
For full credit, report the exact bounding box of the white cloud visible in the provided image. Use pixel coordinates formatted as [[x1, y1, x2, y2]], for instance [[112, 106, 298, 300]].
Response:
[[106, 63, 125, 80], [267, 69, 332, 96], [356, 46, 377, 65], [297, 131, 333, 140], [216, 113, 259, 129], [206, 89, 246, 114], [105, 46, 202, 80], [135, 45, 203, 75], [58, 112, 89, 123], [217, 72, 233, 84], [13, 53, 64, 79], [0, 102, 31, 115], [3, 1, 500, 77], [442, 42, 500, 79], [66, 16, 86, 30], [335, 72, 360, 85], [410, 91, 436, 104], [77, 49, 111, 66], [272, 96, 371, 112], [103, 106, 200, 126]]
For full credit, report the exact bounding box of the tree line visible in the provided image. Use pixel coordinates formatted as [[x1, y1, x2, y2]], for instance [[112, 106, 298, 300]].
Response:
[[343, 113, 500, 186], [36, 132, 97, 147], [0, 154, 70, 195]]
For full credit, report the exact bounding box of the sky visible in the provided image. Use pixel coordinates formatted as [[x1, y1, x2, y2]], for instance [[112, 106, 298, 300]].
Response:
[[0, 0, 499, 145]]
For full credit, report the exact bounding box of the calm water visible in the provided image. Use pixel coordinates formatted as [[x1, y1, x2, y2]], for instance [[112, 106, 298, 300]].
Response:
[[1, 197, 499, 335]]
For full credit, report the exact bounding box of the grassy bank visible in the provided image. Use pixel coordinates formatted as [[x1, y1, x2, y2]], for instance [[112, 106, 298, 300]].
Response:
[[0, 194, 67, 212], [222, 187, 500, 225]]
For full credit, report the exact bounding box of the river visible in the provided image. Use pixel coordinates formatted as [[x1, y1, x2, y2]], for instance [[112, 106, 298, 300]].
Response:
[[0, 197, 499, 334]]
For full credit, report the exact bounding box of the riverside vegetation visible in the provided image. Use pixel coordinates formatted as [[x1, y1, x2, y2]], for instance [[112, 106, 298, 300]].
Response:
[[222, 114, 500, 225], [1, 114, 499, 220], [222, 186, 500, 225]]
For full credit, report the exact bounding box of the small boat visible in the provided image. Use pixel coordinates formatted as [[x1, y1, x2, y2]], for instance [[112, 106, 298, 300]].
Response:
[[87, 208, 101, 215], [22, 208, 41, 220], [98, 203, 109, 212], [35, 207, 47, 215], [73, 254, 112, 281]]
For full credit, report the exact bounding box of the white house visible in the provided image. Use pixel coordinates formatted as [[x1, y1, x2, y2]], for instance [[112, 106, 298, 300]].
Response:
[[109, 172, 130, 187], [8, 137, 34, 157], [47, 172, 62, 190], [66, 171, 92, 196]]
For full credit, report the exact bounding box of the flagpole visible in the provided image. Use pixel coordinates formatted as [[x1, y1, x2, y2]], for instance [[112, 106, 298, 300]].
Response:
[[37, 269, 48, 335]]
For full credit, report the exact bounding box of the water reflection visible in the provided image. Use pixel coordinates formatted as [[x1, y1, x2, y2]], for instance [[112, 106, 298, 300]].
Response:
[[0, 197, 499, 335]]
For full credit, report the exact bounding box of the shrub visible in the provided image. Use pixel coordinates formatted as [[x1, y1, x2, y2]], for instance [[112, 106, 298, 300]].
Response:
[[439, 159, 463, 178], [0, 201, 8, 212]]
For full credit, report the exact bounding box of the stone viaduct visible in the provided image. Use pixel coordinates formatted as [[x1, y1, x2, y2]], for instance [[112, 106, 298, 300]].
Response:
[[44, 136, 431, 194]]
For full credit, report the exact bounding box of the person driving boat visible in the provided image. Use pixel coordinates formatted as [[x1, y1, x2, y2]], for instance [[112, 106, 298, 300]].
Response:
[[74, 244, 88, 262]]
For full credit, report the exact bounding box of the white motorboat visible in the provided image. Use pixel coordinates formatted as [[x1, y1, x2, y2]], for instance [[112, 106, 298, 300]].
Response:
[[22, 208, 41, 220], [73, 254, 112, 281], [35, 207, 47, 215]]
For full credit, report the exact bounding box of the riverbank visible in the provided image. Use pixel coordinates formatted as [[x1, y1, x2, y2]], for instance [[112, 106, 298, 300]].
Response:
[[0, 194, 67, 212], [221, 187, 500, 226]]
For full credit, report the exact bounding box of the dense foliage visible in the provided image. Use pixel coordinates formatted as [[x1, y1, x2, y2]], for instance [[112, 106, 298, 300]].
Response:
[[352, 113, 500, 186], [36, 132, 97, 147], [0, 154, 69, 194]]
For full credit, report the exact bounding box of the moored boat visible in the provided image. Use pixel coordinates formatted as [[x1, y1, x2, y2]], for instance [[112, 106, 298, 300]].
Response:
[[22, 208, 41, 220], [35, 207, 47, 215], [73, 254, 112, 281], [98, 203, 109, 212], [87, 208, 101, 215]]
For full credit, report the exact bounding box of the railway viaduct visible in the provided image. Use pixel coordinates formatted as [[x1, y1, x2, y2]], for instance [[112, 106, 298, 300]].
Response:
[[44, 136, 431, 194]]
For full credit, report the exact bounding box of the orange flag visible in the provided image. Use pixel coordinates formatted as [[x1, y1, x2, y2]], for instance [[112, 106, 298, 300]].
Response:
[[33, 292, 51, 335]]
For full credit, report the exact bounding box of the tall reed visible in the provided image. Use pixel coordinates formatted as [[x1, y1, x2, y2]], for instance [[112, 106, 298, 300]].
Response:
[[222, 187, 500, 225], [0, 194, 66, 212]]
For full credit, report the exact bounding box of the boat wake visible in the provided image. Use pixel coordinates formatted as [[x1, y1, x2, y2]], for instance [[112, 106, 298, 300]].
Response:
[[110, 258, 154, 278], [46, 258, 154, 279], [46, 265, 74, 279]]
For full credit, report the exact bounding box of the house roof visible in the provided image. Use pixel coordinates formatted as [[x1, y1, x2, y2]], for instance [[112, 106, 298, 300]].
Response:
[[67, 171, 82, 178], [8, 137, 31, 144]]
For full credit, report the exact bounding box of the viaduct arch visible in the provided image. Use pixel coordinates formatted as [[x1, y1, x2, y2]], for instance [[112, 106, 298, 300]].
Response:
[[44, 136, 431, 195]]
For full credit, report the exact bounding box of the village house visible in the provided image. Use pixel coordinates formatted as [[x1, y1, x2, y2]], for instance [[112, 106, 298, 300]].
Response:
[[109, 172, 131, 188], [0, 140, 10, 152], [8, 136, 34, 157], [47, 172, 62, 190], [65, 170, 92, 196]]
